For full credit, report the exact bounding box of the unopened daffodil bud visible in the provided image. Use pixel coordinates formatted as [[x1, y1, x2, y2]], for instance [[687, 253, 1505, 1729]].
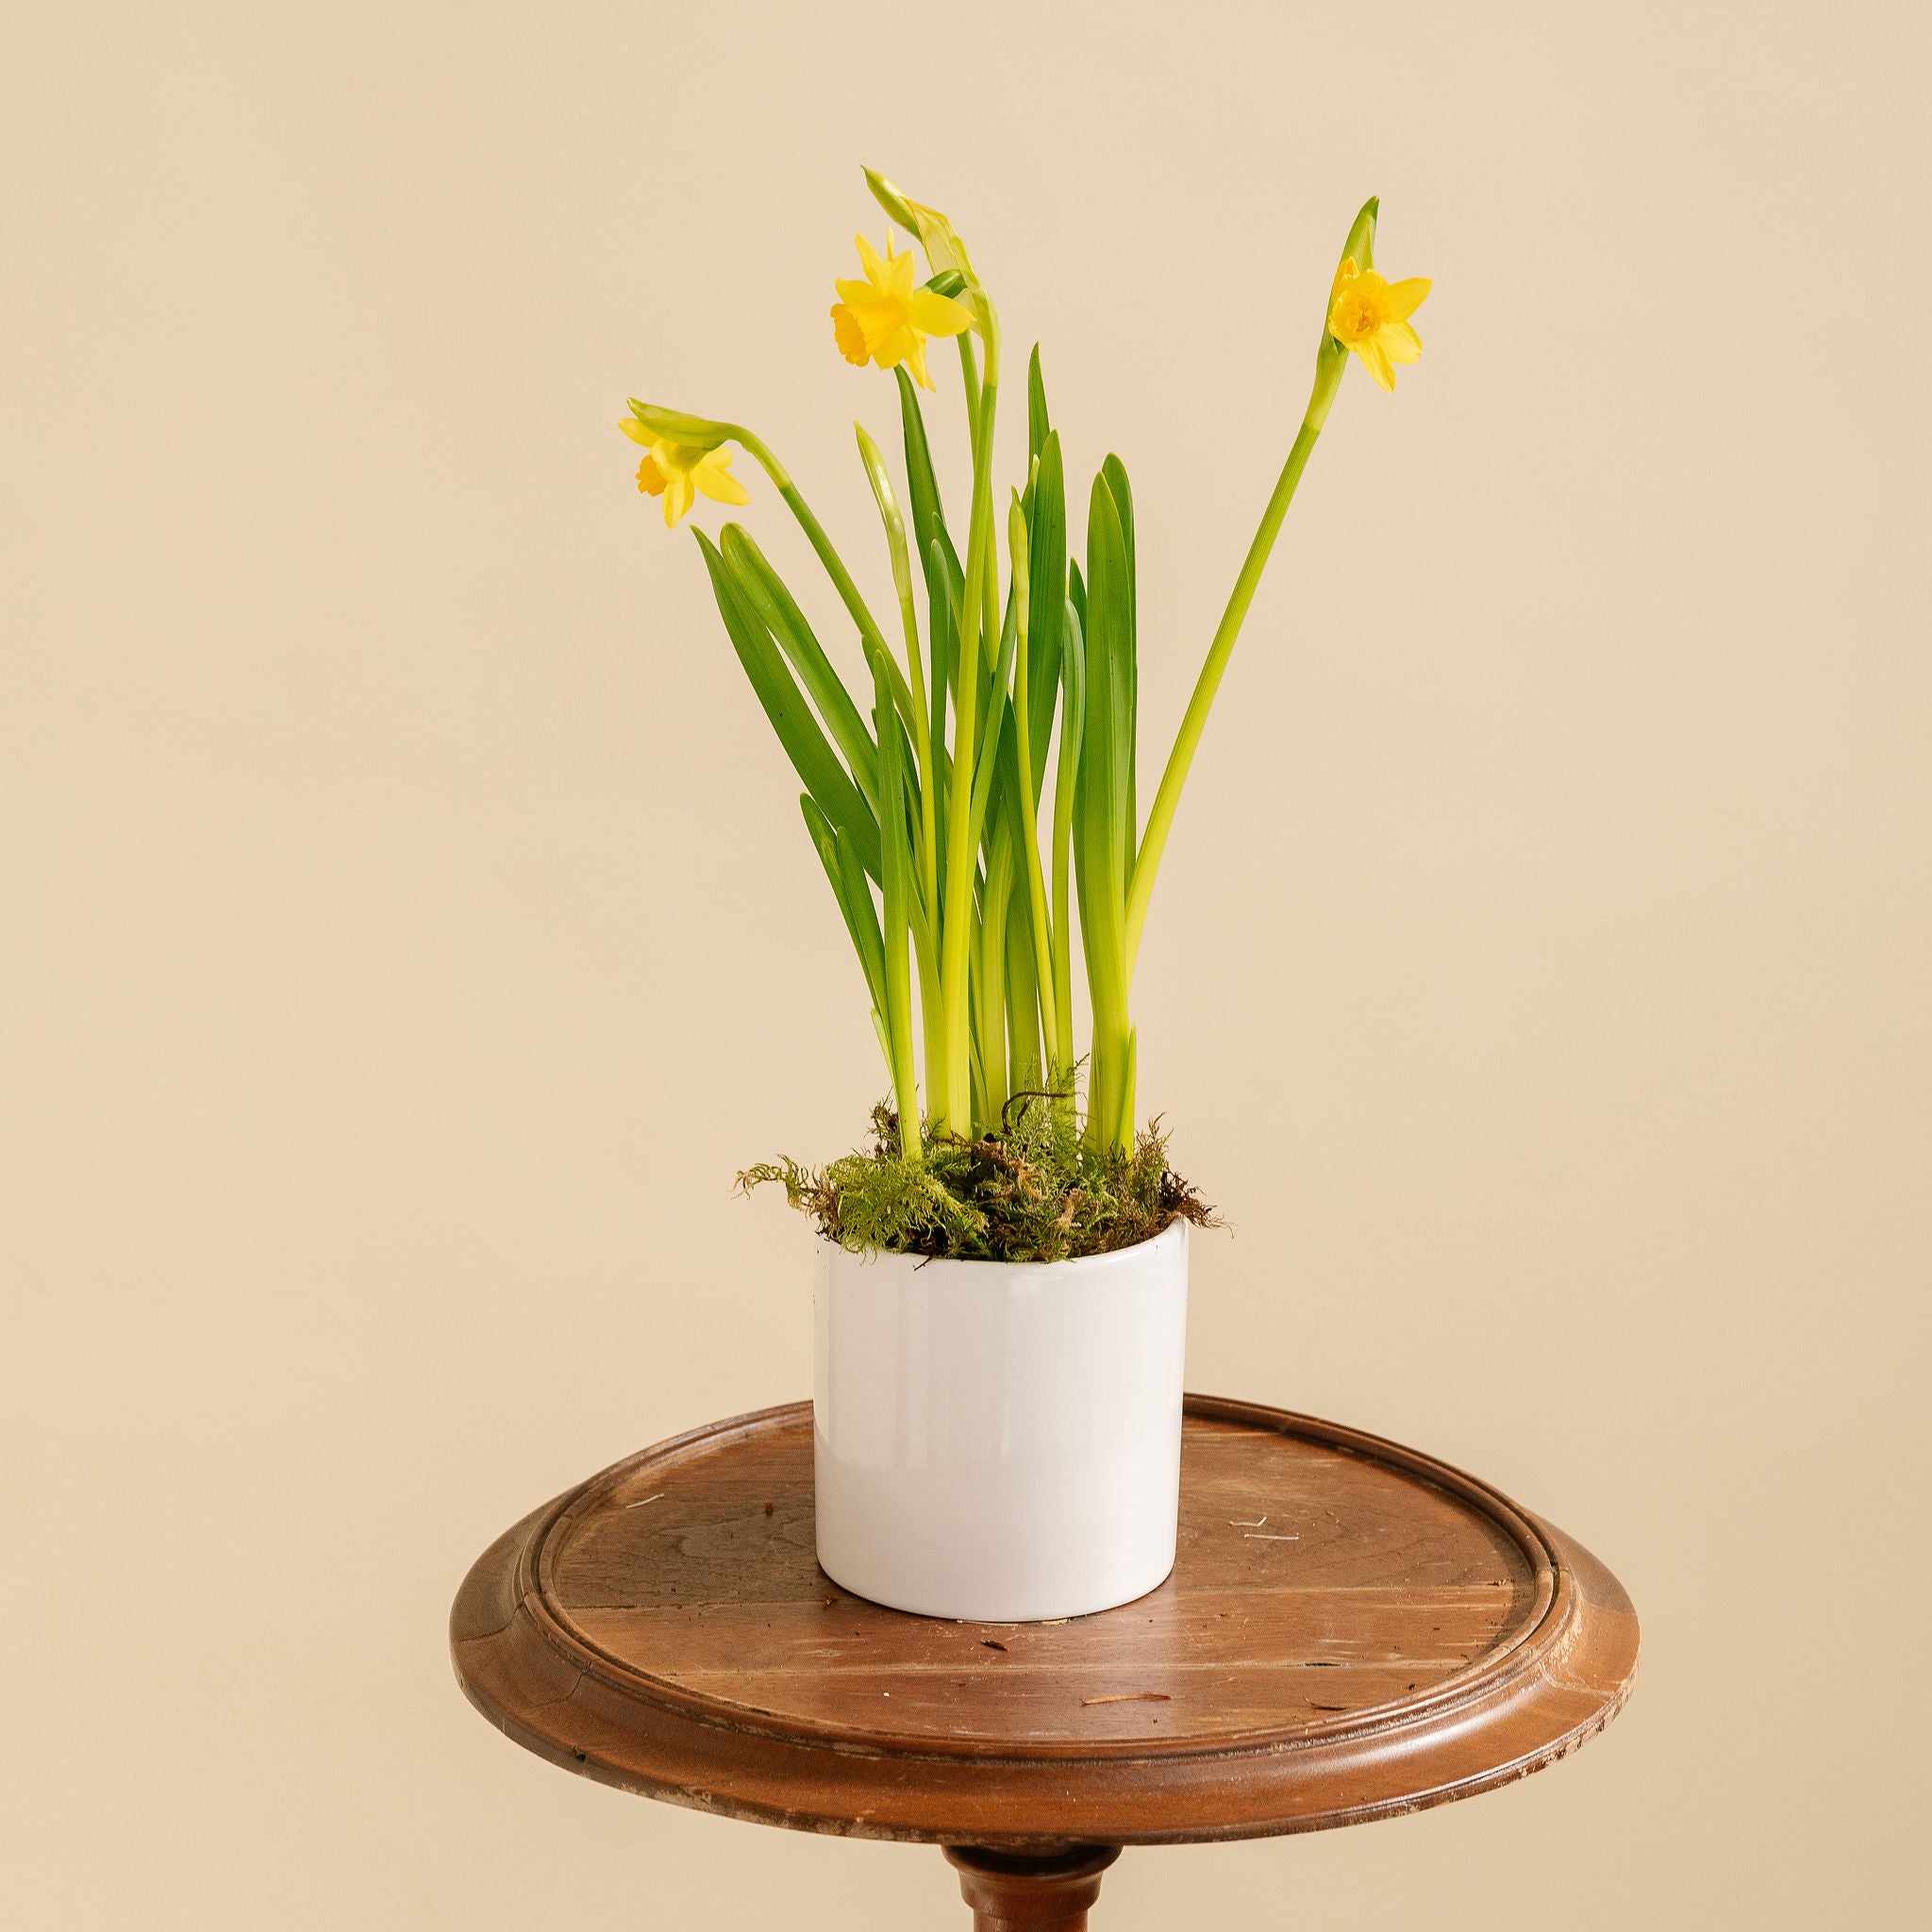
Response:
[[861, 168, 996, 347], [864, 167, 978, 287], [625, 401, 733, 451], [861, 166, 920, 237]]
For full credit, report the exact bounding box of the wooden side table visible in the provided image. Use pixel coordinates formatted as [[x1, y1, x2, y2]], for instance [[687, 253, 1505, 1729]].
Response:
[[452, 1395, 1639, 1928]]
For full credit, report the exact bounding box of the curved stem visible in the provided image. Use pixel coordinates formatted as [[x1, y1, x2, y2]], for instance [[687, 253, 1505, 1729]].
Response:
[[1123, 410, 1326, 976], [735, 427, 923, 743]]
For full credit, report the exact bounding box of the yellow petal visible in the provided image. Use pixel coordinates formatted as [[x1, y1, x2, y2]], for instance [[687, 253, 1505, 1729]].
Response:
[[1381, 320, 1423, 363], [1383, 275, 1432, 323], [870, 322, 920, 373], [901, 332, 934, 391], [663, 469, 696, 526], [1330, 289, 1381, 345], [1329, 256, 1360, 306], [857, 301, 908, 354], [838, 289, 899, 346], [833, 275, 875, 308], [907, 288, 972, 338], [693, 451, 750, 506], [830, 302, 869, 365], [854, 233, 888, 287], [619, 416, 652, 446], [1353, 334, 1395, 391]]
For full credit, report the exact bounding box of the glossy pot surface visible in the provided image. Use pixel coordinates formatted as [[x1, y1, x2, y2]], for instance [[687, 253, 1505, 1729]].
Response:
[[812, 1220, 1189, 1621]]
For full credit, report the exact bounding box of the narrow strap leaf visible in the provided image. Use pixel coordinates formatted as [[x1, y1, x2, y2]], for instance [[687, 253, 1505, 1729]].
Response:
[[1077, 472, 1133, 1145], [1024, 430, 1066, 798], [1052, 596, 1086, 1085], [1101, 454, 1138, 879], [896, 368, 948, 599], [697, 528, 882, 880], [966, 582, 1021, 857], [801, 794, 888, 1019], [1026, 344, 1051, 466], [874, 657, 921, 1148], [926, 532, 957, 899], [833, 824, 889, 1018], [722, 525, 878, 811]]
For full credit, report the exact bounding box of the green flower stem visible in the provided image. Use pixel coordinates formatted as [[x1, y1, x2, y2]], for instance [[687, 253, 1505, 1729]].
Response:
[[1119, 196, 1374, 978], [1004, 891, 1044, 1094], [911, 895, 947, 1129], [973, 324, 1003, 664], [874, 656, 921, 1160], [957, 333, 981, 437], [1006, 496, 1059, 1074], [1051, 598, 1083, 1095], [1123, 396, 1331, 976], [735, 428, 923, 748], [856, 424, 942, 988], [976, 823, 1015, 1122], [939, 336, 999, 1135]]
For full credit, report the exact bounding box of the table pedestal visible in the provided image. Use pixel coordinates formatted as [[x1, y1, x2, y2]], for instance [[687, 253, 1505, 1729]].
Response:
[[946, 1847, 1120, 1931]]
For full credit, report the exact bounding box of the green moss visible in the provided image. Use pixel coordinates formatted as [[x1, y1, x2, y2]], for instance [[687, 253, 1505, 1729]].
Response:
[[738, 1091, 1219, 1262]]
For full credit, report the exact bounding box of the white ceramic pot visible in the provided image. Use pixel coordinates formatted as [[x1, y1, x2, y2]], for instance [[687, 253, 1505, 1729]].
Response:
[[812, 1219, 1189, 1622]]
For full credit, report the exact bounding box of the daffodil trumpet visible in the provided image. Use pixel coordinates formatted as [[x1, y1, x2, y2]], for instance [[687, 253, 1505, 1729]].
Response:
[[622, 180, 1428, 1166]]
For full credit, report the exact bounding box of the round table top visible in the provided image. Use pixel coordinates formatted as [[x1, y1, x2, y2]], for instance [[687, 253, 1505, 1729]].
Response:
[[451, 1395, 1638, 1850]]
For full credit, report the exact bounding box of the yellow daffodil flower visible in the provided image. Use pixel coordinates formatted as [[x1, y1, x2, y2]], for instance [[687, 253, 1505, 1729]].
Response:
[[619, 418, 750, 526], [829, 233, 972, 390], [1327, 258, 1432, 393]]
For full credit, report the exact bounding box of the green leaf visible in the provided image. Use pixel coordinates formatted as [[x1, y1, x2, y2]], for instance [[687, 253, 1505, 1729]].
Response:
[[1004, 874, 1044, 1096], [896, 369, 948, 600], [1024, 430, 1066, 798], [932, 528, 966, 712], [925, 533, 957, 907], [872, 658, 921, 1147], [967, 582, 1020, 856], [1100, 455, 1138, 876], [1026, 344, 1051, 465], [1090, 477, 1134, 879], [1051, 592, 1086, 1079], [721, 525, 878, 812], [1076, 470, 1134, 1143], [802, 795, 887, 1020], [696, 529, 882, 881], [1058, 596, 1087, 787], [976, 813, 1017, 1124]]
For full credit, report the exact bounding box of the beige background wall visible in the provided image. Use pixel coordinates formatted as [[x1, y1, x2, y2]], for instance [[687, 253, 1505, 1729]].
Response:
[[4, 3, 1926, 1925]]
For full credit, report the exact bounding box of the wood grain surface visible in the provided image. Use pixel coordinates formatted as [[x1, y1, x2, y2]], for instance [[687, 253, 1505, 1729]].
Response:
[[451, 1395, 1638, 1850]]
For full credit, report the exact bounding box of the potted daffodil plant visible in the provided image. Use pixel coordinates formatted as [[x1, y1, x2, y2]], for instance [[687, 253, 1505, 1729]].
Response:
[[623, 171, 1429, 1621]]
